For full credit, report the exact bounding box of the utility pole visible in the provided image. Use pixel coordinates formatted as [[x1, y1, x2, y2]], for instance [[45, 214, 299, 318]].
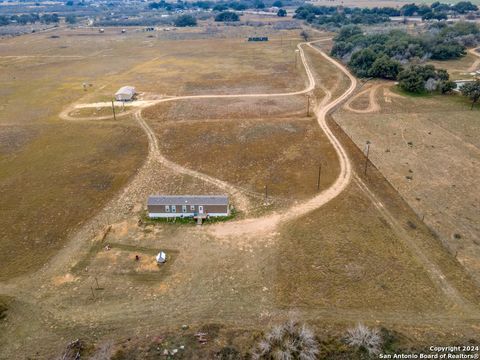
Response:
[[295, 49, 299, 67], [306, 95, 310, 116], [111, 100, 117, 121], [317, 164, 322, 191], [90, 286, 96, 300], [364, 141, 371, 175], [264, 184, 268, 205]]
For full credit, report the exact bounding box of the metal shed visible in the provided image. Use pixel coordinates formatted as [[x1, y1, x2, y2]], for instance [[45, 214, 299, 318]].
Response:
[[115, 86, 136, 101]]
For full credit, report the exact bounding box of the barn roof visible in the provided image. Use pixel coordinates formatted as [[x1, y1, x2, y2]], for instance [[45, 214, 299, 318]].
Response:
[[148, 195, 229, 206], [115, 86, 136, 95]]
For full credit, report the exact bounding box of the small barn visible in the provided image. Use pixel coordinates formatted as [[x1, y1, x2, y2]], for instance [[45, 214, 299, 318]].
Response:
[[115, 86, 136, 101], [147, 195, 229, 218]]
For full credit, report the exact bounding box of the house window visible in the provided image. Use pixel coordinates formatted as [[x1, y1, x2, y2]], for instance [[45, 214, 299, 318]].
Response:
[[182, 205, 187, 213], [190, 205, 195, 211], [172, 205, 176, 213], [165, 205, 170, 212]]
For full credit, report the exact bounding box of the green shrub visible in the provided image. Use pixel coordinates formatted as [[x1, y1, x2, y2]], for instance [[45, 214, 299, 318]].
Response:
[[174, 14, 197, 27], [215, 11, 240, 22]]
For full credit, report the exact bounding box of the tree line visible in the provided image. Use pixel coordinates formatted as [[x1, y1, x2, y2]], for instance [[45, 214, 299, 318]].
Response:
[[148, 0, 291, 12], [332, 22, 480, 73], [331, 22, 480, 93], [0, 13, 65, 26], [294, 5, 395, 27], [294, 1, 478, 28], [331, 23, 480, 105]]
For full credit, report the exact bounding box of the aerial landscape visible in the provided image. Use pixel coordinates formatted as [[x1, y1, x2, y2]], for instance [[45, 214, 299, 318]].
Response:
[[0, 0, 480, 358]]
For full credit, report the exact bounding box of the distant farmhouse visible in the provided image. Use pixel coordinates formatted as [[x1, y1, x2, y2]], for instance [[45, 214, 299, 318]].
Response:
[[115, 86, 136, 101], [147, 195, 230, 220]]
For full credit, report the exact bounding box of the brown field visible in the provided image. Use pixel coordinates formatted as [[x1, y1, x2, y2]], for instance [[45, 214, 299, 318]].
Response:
[[0, 24, 307, 280], [276, 181, 480, 312], [1, 22, 480, 360], [334, 81, 480, 284], [144, 96, 340, 209]]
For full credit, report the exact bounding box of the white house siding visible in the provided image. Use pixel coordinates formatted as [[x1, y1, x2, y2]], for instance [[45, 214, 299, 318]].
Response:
[[148, 212, 229, 218], [149, 212, 195, 218]]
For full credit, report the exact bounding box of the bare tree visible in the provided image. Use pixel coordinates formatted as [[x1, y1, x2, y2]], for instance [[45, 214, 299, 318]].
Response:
[[345, 323, 383, 356], [251, 319, 319, 360]]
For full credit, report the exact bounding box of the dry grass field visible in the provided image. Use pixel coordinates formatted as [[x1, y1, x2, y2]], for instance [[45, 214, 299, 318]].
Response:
[[0, 40, 148, 280], [140, 41, 351, 210], [334, 80, 480, 285], [1, 22, 480, 360], [145, 97, 340, 209], [0, 25, 307, 280]]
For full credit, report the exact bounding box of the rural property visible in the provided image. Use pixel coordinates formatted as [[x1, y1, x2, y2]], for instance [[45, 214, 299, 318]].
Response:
[[1, 1, 480, 359]]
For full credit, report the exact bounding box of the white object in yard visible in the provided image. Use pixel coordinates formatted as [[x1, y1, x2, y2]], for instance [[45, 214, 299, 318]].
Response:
[[156, 251, 167, 264], [115, 86, 136, 101]]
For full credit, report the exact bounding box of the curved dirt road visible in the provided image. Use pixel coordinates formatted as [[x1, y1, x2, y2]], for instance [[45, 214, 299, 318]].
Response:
[[0, 38, 352, 292], [60, 37, 358, 228], [130, 41, 357, 236], [211, 43, 357, 236], [60, 40, 320, 122], [344, 83, 381, 114], [467, 47, 480, 72], [127, 39, 322, 214], [135, 111, 253, 213]]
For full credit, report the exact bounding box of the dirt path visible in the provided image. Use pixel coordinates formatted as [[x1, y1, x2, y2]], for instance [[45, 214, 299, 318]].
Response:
[[82, 39, 318, 102], [210, 43, 357, 236], [344, 83, 381, 113], [0, 38, 345, 293], [3, 38, 480, 358], [56, 39, 356, 238], [59, 39, 323, 122], [134, 111, 252, 214], [467, 47, 480, 72]]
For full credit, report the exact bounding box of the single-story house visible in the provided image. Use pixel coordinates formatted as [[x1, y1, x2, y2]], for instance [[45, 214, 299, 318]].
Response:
[[115, 86, 136, 101], [147, 195, 229, 218]]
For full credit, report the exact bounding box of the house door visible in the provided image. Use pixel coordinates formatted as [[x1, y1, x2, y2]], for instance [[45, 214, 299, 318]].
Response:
[[198, 205, 204, 214]]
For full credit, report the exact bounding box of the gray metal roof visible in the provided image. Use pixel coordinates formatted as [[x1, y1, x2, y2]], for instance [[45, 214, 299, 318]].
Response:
[[148, 195, 229, 206], [115, 86, 136, 96]]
